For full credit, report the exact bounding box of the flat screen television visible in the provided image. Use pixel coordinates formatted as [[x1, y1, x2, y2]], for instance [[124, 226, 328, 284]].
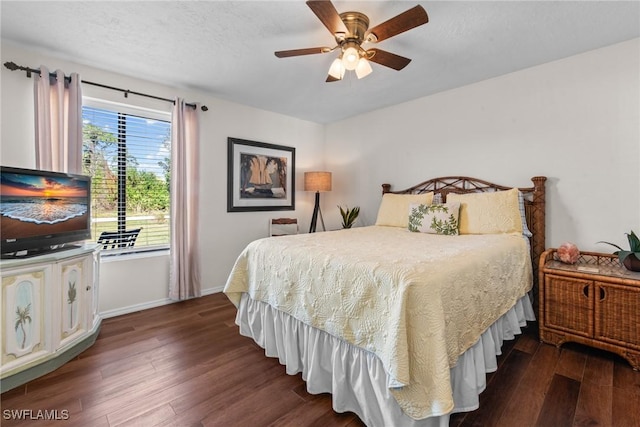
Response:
[[1, 166, 91, 258]]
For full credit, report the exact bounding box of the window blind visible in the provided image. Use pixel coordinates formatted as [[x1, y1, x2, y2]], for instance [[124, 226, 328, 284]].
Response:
[[82, 104, 172, 252]]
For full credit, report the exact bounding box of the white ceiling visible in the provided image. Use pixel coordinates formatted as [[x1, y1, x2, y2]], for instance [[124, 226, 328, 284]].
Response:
[[2, 1, 639, 124]]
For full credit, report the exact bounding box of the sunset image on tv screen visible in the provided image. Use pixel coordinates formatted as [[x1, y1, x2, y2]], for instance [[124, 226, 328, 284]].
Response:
[[0, 173, 89, 240]]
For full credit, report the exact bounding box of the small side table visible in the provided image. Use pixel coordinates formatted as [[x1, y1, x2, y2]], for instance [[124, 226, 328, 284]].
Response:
[[538, 249, 640, 370]]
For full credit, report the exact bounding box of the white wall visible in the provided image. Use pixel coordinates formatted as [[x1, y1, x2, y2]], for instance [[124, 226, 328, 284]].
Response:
[[324, 39, 640, 252], [3, 39, 638, 315], [1, 42, 325, 316]]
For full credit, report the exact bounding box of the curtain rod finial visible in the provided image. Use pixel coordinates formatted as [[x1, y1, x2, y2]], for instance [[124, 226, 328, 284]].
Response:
[[201, 105, 208, 112], [4, 61, 19, 71]]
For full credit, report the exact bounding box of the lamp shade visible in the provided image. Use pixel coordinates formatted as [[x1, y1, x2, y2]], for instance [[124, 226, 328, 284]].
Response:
[[328, 58, 345, 80], [355, 58, 372, 79], [342, 46, 360, 71], [304, 171, 332, 192]]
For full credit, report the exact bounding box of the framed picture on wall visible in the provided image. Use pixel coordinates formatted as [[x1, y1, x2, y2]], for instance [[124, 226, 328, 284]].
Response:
[[227, 137, 295, 212]]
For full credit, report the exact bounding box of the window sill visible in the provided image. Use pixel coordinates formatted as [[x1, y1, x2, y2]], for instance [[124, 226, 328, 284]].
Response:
[[100, 248, 170, 263]]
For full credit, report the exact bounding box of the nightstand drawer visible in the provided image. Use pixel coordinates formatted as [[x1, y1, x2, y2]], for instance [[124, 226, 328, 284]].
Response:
[[595, 281, 640, 349], [543, 274, 593, 337]]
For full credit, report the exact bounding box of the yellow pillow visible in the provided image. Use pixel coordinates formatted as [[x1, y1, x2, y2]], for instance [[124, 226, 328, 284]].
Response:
[[447, 188, 522, 234], [375, 192, 434, 228]]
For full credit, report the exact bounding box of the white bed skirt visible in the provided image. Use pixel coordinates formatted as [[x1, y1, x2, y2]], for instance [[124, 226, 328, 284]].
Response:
[[235, 293, 536, 427]]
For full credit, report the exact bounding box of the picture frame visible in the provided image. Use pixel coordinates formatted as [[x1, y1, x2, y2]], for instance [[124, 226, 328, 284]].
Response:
[[227, 137, 295, 212]]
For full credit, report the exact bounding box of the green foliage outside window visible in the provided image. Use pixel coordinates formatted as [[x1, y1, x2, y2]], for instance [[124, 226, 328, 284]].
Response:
[[82, 106, 171, 249]]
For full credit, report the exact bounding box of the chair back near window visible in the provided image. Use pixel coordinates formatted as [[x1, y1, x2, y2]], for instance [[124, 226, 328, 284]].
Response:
[[97, 228, 142, 250], [269, 218, 298, 237]]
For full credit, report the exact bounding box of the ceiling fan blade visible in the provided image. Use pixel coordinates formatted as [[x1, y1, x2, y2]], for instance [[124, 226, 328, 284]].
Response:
[[366, 48, 412, 70], [366, 5, 428, 43], [306, 0, 348, 35], [326, 74, 340, 82], [275, 47, 331, 58]]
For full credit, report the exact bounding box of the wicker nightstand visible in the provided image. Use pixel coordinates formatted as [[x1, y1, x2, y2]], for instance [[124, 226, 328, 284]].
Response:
[[539, 249, 640, 370]]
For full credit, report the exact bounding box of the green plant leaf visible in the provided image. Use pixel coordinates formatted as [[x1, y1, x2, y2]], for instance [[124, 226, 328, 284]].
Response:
[[597, 240, 624, 252], [598, 230, 640, 262], [348, 207, 360, 222], [338, 205, 360, 229], [627, 230, 640, 252]]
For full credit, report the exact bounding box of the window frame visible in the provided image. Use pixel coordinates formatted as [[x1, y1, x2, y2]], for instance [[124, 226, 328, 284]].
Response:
[[83, 97, 172, 256]]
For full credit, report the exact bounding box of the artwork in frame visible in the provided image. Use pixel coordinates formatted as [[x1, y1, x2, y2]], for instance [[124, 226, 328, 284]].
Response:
[[227, 137, 295, 212]]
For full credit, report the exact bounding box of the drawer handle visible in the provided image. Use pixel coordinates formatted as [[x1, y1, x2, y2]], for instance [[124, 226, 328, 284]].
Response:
[[599, 288, 606, 301], [86, 286, 91, 291], [583, 285, 589, 298]]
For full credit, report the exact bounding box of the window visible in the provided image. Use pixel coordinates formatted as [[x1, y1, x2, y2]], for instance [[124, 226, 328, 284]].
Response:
[[82, 100, 171, 252]]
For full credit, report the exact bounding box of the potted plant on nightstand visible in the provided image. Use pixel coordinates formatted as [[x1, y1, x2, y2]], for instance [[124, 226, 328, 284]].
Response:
[[598, 230, 640, 272], [338, 205, 360, 229]]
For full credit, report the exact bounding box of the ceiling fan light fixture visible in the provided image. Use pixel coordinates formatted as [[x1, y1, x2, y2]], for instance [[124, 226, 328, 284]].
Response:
[[355, 58, 372, 79], [342, 45, 360, 70], [274, 1, 429, 83], [328, 57, 345, 79]]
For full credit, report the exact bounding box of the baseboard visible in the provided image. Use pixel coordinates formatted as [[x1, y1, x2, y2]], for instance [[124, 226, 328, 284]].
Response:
[[99, 285, 225, 319]]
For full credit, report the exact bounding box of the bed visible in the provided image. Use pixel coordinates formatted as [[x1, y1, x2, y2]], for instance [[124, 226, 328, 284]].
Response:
[[224, 175, 547, 427]]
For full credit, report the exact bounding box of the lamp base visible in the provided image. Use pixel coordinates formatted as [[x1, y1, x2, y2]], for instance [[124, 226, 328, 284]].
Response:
[[309, 191, 326, 233]]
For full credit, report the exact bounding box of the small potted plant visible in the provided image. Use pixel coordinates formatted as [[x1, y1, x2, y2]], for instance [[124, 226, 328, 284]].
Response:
[[338, 205, 360, 229], [598, 230, 640, 272]]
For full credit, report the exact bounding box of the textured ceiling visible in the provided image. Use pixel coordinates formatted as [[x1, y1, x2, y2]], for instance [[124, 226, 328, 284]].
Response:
[[2, 1, 639, 124]]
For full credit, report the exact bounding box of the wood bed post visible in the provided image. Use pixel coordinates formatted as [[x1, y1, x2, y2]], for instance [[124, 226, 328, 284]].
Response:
[[382, 183, 391, 194], [530, 176, 547, 259], [530, 176, 547, 314]]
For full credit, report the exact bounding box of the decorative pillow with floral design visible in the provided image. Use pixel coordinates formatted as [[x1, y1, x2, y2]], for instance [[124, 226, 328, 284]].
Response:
[[408, 202, 461, 235]]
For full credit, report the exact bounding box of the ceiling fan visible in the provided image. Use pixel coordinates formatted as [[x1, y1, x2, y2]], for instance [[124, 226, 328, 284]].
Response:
[[275, 0, 429, 82]]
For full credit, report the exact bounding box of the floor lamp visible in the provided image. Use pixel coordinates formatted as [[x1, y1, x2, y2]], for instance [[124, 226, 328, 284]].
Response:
[[304, 171, 332, 233]]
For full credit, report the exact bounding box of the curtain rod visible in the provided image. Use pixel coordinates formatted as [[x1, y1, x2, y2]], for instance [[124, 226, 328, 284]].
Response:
[[3, 61, 208, 112]]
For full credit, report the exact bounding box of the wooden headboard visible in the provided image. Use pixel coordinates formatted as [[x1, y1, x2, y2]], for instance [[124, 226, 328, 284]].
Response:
[[382, 176, 547, 307]]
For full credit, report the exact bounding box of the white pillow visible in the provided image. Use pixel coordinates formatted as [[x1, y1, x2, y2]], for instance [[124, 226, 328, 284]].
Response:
[[375, 193, 434, 228]]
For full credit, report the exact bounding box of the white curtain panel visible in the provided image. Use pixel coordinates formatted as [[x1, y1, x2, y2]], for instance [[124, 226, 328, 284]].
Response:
[[34, 66, 83, 173], [169, 98, 202, 300]]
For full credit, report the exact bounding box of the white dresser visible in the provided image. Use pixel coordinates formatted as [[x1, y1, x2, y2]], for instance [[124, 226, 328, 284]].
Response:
[[1, 244, 101, 391]]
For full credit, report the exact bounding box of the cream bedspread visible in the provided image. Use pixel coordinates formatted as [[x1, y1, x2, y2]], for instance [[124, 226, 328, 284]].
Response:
[[224, 226, 532, 419]]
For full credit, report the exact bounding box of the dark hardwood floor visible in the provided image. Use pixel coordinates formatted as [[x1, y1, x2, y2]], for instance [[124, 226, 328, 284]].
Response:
[[2, 293, 639, 427]]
